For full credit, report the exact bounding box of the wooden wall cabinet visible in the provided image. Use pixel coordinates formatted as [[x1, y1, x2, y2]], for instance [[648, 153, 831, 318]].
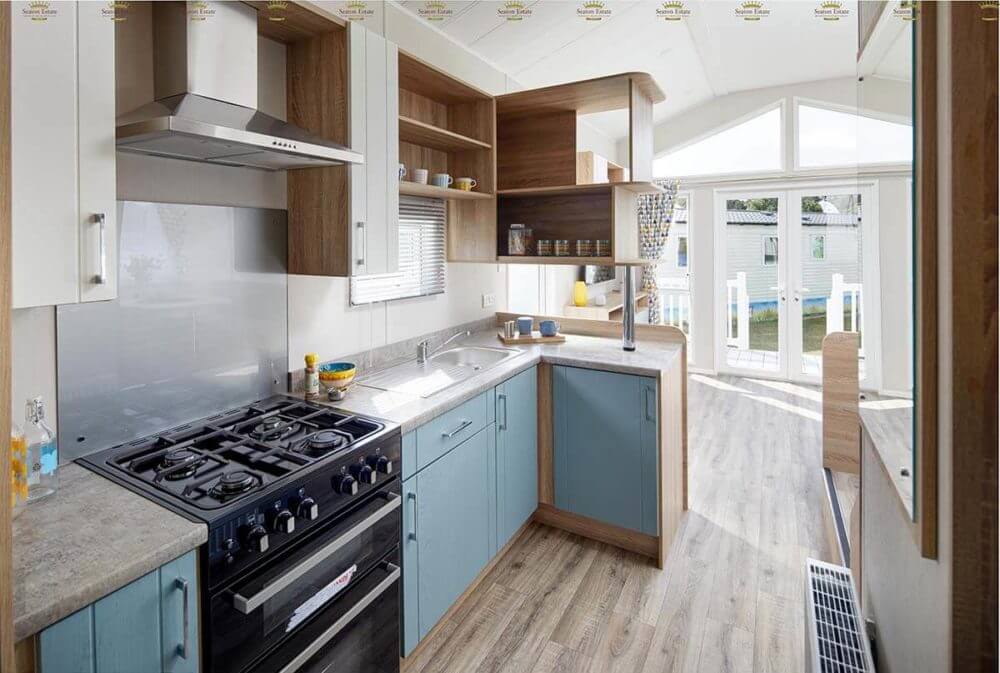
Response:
[[396, 54, 497, 263], [11, 1, 117, 309], [287, 21, 399, 276]]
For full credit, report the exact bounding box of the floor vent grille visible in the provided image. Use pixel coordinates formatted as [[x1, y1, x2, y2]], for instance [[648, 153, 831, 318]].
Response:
[[805, 558, 874, 673]]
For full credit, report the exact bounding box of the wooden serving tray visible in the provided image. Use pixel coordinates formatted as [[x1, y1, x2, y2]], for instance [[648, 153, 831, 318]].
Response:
[[497, 331, 567, 345]]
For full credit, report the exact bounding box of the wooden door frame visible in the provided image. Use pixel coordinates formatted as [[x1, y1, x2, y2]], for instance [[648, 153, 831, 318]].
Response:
[[1, 3, 13, 671]]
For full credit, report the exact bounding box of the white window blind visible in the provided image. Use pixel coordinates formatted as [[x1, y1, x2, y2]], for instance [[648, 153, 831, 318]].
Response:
[[350, 196, 446, 305]]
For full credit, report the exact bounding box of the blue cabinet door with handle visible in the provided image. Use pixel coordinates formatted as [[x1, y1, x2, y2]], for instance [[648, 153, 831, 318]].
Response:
[[39, 549, 199, 673], [400, 473, 420, 656], [553, 365, 658, 535], [496, 366, 538, 549], [415, 425, 495, 641]]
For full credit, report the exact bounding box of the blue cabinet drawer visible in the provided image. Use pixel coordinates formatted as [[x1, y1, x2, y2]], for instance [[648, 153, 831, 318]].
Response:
[[415, 390, 492, 472]]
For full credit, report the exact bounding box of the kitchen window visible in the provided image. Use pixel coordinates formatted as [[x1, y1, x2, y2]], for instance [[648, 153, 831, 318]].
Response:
[[350, 196, 446, 304], [676, 236, 688, 268], [810, 234, 826, 260], [762, 235, 778, 266]]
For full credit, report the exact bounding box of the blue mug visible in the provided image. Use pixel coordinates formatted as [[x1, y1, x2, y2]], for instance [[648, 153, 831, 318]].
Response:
[[516, 316, 533, 335], [539, 320, 560, 337]]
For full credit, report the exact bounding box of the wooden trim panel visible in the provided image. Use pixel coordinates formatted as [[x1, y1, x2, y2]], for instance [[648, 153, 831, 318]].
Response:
[[1, 3, 14, 670], [821, 332, 861, 474], [532, 504, 659, 561]]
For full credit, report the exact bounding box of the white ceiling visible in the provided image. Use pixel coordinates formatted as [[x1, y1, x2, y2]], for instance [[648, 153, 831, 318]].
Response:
[[397, 0, 859, 139]]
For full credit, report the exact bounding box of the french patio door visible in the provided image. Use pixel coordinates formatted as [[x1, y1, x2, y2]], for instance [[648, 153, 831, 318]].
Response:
[[716, 184, 878, 385]]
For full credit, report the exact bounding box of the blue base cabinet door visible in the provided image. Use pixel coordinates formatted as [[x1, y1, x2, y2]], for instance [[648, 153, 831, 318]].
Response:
[[415, 425, 495, 640], [39, 550, 199, 673], [401, 474, 420, 656], [553, 365, 658, 535], [496, 366, 538, 548]]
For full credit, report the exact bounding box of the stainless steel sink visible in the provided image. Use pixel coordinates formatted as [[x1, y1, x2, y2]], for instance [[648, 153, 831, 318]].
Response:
[[360, 346, 522, 398], [429, 346, 518, 368]]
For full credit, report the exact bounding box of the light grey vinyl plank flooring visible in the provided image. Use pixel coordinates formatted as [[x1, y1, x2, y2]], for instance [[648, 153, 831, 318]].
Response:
[[403, 374, 836, 673]]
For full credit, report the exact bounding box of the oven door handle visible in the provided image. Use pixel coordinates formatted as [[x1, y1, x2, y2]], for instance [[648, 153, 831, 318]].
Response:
[[232, 492, 400, 614], [277, 561, 400, 673]]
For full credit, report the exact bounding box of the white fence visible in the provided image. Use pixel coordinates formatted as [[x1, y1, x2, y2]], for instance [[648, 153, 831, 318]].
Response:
[[657, 276, 691, 333], [726, 272, 750, 350], [827, 273, 864, 355]]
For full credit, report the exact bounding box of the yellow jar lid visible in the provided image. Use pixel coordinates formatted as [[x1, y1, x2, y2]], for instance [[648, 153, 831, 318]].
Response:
[[305, 353, 319, 366]]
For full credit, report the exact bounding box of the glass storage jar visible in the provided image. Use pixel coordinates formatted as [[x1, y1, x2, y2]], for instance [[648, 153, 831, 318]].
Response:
[[553, 240, 570, 257], [508, 224, 533, 256]]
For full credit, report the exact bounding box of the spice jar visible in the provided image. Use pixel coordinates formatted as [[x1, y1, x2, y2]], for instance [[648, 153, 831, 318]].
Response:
[[536, 240, 553, 256], [508, 224, 533, 256], [553, 240, 570, 257], [576, 240, 594, 257]]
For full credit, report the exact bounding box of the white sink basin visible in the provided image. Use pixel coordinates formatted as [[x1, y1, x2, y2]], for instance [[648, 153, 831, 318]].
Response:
[[360, 345, 521, 397]]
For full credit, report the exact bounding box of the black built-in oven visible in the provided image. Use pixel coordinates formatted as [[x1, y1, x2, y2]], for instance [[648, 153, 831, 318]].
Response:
[[209, 478, 401, 673]]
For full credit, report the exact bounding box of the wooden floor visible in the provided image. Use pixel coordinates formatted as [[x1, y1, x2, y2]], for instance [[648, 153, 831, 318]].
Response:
[[402, 374, 835, 673]]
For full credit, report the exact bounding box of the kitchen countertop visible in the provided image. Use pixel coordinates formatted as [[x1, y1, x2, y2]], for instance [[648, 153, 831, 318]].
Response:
[[859, 401, 914, 516], [13, 463, 207, 641], [314, 329, 684, 433]]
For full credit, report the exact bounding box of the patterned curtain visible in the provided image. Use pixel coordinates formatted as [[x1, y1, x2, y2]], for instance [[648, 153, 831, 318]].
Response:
[[637, 179, 679, 324]]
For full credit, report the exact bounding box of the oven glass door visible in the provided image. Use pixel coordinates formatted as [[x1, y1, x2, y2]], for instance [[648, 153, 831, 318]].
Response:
[[255, 551, 400, 673], [210, 482, 400, 673]]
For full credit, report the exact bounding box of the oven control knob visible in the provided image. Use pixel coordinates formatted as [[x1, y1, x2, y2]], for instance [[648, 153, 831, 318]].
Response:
[[350, 462, 376, 485], [333, 473, 358, 495], [366, 454, 393, 475], [296, 496, 319, 521], [245, 524, 270, 553], [270, 508, 296, 534]]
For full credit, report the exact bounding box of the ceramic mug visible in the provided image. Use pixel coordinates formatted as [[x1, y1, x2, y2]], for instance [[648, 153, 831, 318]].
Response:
[[412, 168, 429, 185], [455, 177, 478, 192], [398, 163, 406, 180], [539, 320, 560, 337], [516, 316, 533, 336], [431, 173, 453, 188]]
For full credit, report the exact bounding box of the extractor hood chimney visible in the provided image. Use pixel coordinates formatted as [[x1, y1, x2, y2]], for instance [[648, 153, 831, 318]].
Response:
[[116, 1, 363, 170]]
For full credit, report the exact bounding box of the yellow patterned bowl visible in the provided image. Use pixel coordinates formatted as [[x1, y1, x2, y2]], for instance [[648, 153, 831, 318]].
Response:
[[319, 362, 356, 392]]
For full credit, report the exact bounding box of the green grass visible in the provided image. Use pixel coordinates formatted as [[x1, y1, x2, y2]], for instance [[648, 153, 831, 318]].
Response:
[[748, 310, 859, 353]]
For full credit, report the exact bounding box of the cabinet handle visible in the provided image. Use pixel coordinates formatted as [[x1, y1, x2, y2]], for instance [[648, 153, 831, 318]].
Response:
[[498, 394, 508, 431], [407, 492, 417, 541], [93, 213, 107, 285], [644, 387, 655, 422], [174, 577, 189, 660], [441, 419, 472, 438], [356, 221, 366, 267]]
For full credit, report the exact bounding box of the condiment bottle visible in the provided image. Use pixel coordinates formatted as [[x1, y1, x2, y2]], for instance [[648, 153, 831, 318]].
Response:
[[24, 397, 58, 502], [305, 353, 320, 400], [10, 422, 28, 518]]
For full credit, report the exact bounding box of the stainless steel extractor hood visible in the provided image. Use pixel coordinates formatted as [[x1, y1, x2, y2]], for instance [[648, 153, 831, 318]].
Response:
[[116, 1, 362, 171]]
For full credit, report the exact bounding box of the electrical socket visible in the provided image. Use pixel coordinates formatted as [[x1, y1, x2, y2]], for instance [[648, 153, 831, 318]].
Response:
[[481, 293, 496, 308]]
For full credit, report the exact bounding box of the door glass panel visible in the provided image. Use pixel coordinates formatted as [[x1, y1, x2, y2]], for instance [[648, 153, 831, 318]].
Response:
[[724, 197, 781, 372], [797, 193, 864, 378]]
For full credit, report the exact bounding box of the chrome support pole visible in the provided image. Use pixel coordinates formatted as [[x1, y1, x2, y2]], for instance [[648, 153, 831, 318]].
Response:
[[622, 265, 636, 351]]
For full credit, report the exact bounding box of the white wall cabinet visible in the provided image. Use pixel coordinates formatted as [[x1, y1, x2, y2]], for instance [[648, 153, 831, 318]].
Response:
[[347, 22, 399, 276], [11, 1, 117, 309]]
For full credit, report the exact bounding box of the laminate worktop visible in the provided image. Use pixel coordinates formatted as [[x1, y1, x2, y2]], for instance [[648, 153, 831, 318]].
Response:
[[313, 329, 684, 433], [859, 400, 914, 516], [12, 463, 207, 641]]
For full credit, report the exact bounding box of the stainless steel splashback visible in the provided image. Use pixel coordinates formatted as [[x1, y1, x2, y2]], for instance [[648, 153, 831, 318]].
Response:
[[57, 201, 288, 461]]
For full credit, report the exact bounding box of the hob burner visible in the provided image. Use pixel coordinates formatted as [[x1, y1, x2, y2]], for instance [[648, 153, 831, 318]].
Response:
[[295, 430, 347, 456], [160, 448, 206, 480], [211, 470, 261, 497], [249, 416, 298, 441]]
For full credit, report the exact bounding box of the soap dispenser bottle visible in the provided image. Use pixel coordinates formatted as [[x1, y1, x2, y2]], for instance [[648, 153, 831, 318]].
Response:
[[24, 397, 58, 502]]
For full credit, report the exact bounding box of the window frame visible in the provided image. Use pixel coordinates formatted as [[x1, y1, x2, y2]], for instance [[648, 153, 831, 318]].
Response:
[[762, 234, 779, 267], [810, 233, 826, 260], [676, 235, 689, 268], [792, 97, 914, 172]]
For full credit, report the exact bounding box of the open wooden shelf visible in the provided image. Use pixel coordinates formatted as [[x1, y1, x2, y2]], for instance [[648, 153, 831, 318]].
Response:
[[497, 181, 663, 197], [400, 182, 493, 200], [399, 115, 492, 152], [497, 256, 652, 266]]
